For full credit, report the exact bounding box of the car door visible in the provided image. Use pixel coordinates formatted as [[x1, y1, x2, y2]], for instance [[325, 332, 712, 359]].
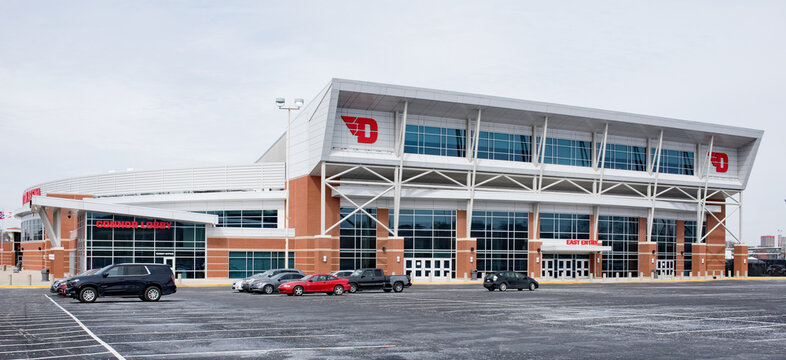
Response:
[[124, 265, 150, 294], [101, 265, 127, 295], [516, 272, 527, 288], [373, 269, 386, 289], [359, 270, 376, 289]]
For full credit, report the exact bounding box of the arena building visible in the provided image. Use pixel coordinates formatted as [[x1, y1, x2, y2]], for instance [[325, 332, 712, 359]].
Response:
[[8, 79, 762, 281]]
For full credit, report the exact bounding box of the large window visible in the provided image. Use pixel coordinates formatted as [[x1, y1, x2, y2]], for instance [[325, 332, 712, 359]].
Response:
[[21, 217, 44, 242], [339, 208, 377, 270], [471, 211, 528, 273], [539, 213, 590, 240], [539, 138, 592, 167], [392, 209, 456, 260], [476, 131, 531, 162], [228, 251, 295, 278], [404, 125, 466, 157], [599, 216, 639, 277], [652, 149, 694, 175], [199, 210, 277, 228], [597, 143, 646, 171], [85, 212, 206, 278], [652, 219, 676, 262]]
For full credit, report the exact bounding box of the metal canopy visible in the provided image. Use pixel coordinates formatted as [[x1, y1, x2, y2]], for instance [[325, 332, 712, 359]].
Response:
[[334, 78, 762, 149]]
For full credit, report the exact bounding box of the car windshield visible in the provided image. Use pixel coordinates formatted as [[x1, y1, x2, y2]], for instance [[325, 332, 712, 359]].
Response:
[[350, 269, 363, 277], [95, 265, 114, 275]]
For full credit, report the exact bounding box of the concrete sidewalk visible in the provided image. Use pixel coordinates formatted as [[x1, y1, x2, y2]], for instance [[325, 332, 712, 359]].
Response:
[[0, 268, 53, 287]]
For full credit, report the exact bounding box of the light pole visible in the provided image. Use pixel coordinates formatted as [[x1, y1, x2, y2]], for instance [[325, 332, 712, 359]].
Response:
[[276, 97, 303, 269]]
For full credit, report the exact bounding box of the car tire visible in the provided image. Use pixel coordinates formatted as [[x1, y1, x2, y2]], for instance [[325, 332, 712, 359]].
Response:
[[78, 287, 97, 303], [393, 282, 404, 293], [499, 283, 508, 292], [263, 285, 274, 295], [487, 287, 495, 291], [349, 283, 358, 293], [333, 285, 344, 295], [143, 286, 161, 302], [293, 285, 304, 296], [528, 282, 536, 291]]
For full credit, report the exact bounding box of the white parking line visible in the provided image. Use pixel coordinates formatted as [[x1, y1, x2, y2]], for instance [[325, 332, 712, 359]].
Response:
[[657, 323, 786, 335], [10, 350, 111, 360], [748, 337, 786, 343], [587, 314, 786, 328], [124, 344, 397, 358], [0, 336, 98, 348], [97, 326, 307, 337], [111, 333, 342, 345], [0, 344, 102, 356], [44, 295, 126, 360]]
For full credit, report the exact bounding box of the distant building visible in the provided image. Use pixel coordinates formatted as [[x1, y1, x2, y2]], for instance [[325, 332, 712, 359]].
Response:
[[761, 235, 776, 247]]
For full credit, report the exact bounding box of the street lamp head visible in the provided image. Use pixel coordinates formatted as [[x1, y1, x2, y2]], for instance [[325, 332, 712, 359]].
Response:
[[294, 98, 304, 107], [275, 98, 285, 107]]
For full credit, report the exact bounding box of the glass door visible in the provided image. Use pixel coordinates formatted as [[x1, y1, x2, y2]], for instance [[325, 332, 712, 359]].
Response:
[[541, 259, 554, 278]]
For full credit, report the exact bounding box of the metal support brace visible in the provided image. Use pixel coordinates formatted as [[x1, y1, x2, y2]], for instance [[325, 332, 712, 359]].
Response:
[[320, 161, 326, 235], [592, 206, 600, 241], [597, 123, 609, 194], [738, 191, 743, 244], [466, 109, 482, 236], [697, 136, 714, 243], [34, 205, 61, 248], [646, 130, 663, 242], [393, 101, 408, 236], [537, 117, 549, 193]]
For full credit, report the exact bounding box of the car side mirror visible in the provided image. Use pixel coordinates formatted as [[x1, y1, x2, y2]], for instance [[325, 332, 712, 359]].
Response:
[[102, 273, 109, 278]]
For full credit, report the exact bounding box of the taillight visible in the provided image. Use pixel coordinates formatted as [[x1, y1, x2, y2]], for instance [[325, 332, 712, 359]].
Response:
[[171, 274, 175, 283]]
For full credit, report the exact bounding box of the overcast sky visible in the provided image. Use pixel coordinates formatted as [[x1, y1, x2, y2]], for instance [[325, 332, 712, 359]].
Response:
[[1, 1, 784, 245]]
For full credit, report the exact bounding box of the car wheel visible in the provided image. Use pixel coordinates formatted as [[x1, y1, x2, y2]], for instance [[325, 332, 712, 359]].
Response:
[[528, 282, 536, 291], [349, 283, 358, 293], [499, 283, 508, 292], [263, 285, 274, 294], [393, 282, 404, 293], [144, 286, 161, 302], [293, 285, 304, 296], [333, 285, 344, 295], [78, 287, 97, 303]]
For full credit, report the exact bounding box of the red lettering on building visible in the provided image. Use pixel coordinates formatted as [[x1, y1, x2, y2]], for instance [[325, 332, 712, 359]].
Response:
[[565, 239, 599, 246], [710, 152, 729, 173], [341, 116, 379, 144], [22, 188, 41, 205], [95, 220, 173, 229]]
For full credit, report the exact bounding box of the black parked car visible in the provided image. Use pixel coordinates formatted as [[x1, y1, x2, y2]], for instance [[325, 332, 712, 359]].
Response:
[[483, 271, 539, 291], [766, 264, 786, 276], [65, 263, 176, 303]]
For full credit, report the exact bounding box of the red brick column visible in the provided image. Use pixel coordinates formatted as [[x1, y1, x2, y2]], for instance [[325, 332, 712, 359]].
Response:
[[50, 247, 65, 279], [733, 244, 748, 277], [691, 243, 707, 277], [528, 240, 542, 278], [377, 236, 404, 276], [590, 252, 603, 278], [676, 220, 685, 276], [638, 242, 657, 278]]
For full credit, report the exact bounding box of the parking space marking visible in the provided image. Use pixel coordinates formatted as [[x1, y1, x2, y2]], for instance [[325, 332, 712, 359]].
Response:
[[587, 314, 786, 328], [44, 295, 126, 360], [748, 337, 786, 343], [110, 333, 342, 345], [97, 326, 308, 337], [12, 350, 112, 360], [656, 323, 786, 335], [0, 336, 99, 348], [123, 344, 398, 358], [0, 344, 103, 356]]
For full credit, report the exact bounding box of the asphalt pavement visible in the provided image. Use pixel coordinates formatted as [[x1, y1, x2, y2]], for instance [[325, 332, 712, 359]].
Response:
[[1, 280, 786, 359]]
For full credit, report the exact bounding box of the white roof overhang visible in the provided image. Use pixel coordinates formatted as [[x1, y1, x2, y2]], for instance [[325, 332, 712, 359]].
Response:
[[16, 196, 218, 226]]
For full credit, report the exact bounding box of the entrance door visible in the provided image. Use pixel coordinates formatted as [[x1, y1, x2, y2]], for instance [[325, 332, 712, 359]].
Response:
[[541, 259, 554, 278], [575, 259, 589, 278], [406, 258, 451, 282], [163, 257, 175, 274], [558, 259, 572, 278], [656, 260, 674, 277]]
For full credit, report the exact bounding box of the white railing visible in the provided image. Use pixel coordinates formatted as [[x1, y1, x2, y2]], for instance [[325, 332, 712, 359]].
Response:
[[26, 163, 285, 197]]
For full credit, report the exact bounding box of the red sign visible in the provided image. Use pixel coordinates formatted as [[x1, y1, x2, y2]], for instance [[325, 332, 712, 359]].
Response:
[[22, 188, 41, 205], [710, 152, 729, 173], [95, 220, 172, 229], [565, 239, 600, 246], [341, 116, 378, 144]]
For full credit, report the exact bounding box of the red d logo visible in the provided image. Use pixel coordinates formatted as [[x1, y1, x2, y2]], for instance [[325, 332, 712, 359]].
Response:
[[341, 116, 378, 144], [710, 152, 729, 173]]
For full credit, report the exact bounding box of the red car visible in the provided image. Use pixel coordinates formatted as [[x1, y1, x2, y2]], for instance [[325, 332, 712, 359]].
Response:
[[278, 274, 350, 296]]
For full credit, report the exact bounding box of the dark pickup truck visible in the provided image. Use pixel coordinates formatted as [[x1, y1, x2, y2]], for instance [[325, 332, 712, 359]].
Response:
[[346, 268, 411, 293]]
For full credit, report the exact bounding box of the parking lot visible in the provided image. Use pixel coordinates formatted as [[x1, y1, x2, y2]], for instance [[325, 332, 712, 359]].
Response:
[[1, 280, 786, 359]]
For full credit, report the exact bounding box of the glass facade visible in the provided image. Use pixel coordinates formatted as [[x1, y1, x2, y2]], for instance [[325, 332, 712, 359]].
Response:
[[652, 148, 695, 175], [539, 213, 591, 239], [404, 125, 466, 157], [599, 216, 639, 277], [470, 211, 528, 272], [21, 217, 44, 242], [228, 251, 295, 278], [392, 209, 456, 277], [539, 138, 592, 167], [85, 212, 206, 278], [198, 210, 277, 228], [475, 131, 531, 162], [652, 219, 677, 262], [339, 208, 377, 270], [598, 143, 646, 171], [683, 220, 696, 275]]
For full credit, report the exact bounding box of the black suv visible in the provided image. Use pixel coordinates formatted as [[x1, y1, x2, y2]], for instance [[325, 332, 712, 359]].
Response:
[[483, 271, 539, 291], [66, 263, 177, 303], [766, 264, 786, 276]]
